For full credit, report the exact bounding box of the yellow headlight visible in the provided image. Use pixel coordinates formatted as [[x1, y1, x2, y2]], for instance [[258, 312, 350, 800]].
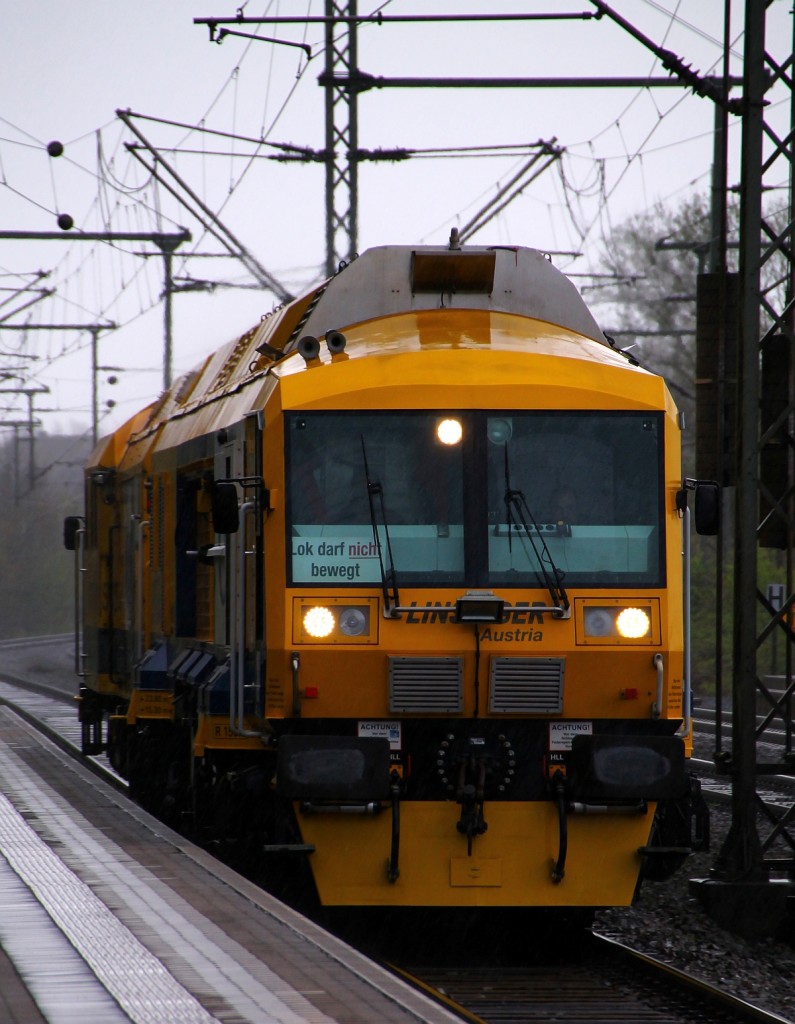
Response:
[[616, 606, 651, 639], [582, 604, 653, 640], [303, 606, 335, 638]]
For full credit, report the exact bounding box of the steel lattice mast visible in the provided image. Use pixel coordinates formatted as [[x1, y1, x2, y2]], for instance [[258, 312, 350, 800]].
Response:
[[323, 0, 359, 277], [693, 1, 795, 934]]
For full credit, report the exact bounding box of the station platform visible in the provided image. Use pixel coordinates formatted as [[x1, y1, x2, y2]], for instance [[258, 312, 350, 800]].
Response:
[[0, 707, 459, 1024]]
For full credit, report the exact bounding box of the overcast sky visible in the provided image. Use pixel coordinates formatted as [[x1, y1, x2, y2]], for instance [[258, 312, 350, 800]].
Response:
[[1, 1, 790, 442]]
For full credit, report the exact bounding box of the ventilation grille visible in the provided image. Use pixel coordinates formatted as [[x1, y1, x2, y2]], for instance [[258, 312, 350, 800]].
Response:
[[489, 657, 564, 713], [389, 657, 463, 713]]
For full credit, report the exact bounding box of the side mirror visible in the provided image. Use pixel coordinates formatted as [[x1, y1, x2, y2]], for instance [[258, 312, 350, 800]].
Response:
[[63, 515, 82, 551], [212, 482, 240, 534], [694, 482, 720, 536]]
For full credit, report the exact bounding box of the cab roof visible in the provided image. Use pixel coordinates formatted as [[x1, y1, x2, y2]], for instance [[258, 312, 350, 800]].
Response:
[[259, 243, 607, 353]]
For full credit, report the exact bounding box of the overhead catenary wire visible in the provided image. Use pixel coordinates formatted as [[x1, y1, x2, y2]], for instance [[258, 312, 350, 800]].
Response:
[[119, 113, 292, 303], [0, 1, 778, 479], [1, 30, 310, 379]]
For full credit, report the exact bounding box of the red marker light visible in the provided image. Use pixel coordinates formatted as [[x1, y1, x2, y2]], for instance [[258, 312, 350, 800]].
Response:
[[304, 686, 319, 699], [621, 687, 639, 700]]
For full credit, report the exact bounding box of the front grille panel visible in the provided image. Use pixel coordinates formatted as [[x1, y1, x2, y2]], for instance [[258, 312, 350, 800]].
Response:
[[389, 656, 463, 713], [489, 657, 564, 713]]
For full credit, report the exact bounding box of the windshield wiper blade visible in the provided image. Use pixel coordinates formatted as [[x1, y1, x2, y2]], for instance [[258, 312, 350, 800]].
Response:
[[503, 446, 570, 614], [361, 436, 400, 614]]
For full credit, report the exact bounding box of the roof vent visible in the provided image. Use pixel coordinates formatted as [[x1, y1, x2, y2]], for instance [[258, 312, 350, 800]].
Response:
[[411, 250, 496, 294]]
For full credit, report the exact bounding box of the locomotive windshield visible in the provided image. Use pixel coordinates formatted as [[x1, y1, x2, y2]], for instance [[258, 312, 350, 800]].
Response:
[[288, 412, 465, 586], [486, 412, 663, 587], [286, 410, 664, 588]]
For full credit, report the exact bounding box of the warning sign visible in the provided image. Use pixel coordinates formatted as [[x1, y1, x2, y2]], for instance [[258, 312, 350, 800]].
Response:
[[549, 720, 592, 752], [358, 720, 402, 750]]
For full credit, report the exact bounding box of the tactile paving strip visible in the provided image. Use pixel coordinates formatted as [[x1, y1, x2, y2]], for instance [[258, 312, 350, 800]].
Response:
[[0, 722, 338, 1024], [0, 787, 221, 1024], [0, 849, 125, 1023], [0, 703, 462, 1024]]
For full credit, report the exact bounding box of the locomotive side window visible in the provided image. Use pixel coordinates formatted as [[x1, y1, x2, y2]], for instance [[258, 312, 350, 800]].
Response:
[[174, 468, 217, 638], [486, 412, 664, 587], [287, 412, 465, 585]]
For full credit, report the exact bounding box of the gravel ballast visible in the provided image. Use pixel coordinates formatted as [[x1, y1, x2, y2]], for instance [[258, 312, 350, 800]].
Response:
[[594, 798, 795, 1022]]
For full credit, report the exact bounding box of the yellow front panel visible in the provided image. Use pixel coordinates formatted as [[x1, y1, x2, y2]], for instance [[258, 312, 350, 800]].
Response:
[[276, 589, 683, 723], [450, 857, 502, 887], [298, 801, 655, 907]]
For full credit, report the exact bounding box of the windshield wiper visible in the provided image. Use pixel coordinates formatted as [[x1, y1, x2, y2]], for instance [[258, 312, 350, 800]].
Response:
[[361, 436, 400, 615], [503, 445, 570, 615]]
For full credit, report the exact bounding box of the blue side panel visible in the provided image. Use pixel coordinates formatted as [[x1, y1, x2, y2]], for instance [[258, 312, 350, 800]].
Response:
[[138, 643, 170, 690]]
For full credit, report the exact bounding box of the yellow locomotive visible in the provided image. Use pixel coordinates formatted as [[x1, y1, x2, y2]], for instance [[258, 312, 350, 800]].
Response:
[[66, 239, 711, 916]]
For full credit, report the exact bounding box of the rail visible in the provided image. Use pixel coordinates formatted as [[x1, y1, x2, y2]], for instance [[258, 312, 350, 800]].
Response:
[[388, 933, 794, 1024]]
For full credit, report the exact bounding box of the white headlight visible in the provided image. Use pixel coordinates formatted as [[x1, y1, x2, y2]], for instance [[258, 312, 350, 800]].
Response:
[[303, 606, 335, 638], [437, 418, 463, 445], [339, 607, 368, 636], [583, 607, 614, 637], [487, 417, 513, 445]]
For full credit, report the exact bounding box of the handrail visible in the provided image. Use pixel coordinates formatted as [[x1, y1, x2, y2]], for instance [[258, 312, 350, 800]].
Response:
[[230, 501, 260, 737], [652, 652, 664, 720], [291, 651, 301, 716], [679, 505, 692, 738], [73, 526, 86, 677], [135, 516, 150, 677], [651, 502, 693, 734]]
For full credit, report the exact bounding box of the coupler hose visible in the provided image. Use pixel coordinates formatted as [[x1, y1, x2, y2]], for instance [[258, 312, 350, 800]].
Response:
[[551, 770, 568, 884], [387, 772, 401, 883]]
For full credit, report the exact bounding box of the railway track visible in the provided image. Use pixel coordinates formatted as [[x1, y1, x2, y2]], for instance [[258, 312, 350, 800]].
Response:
[[0, 636, 125, 792], [693, 706, 794, 750], [392, 936, 795, 1023], [690, 702, 795, 813], [2, 637, 793, 1024]]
